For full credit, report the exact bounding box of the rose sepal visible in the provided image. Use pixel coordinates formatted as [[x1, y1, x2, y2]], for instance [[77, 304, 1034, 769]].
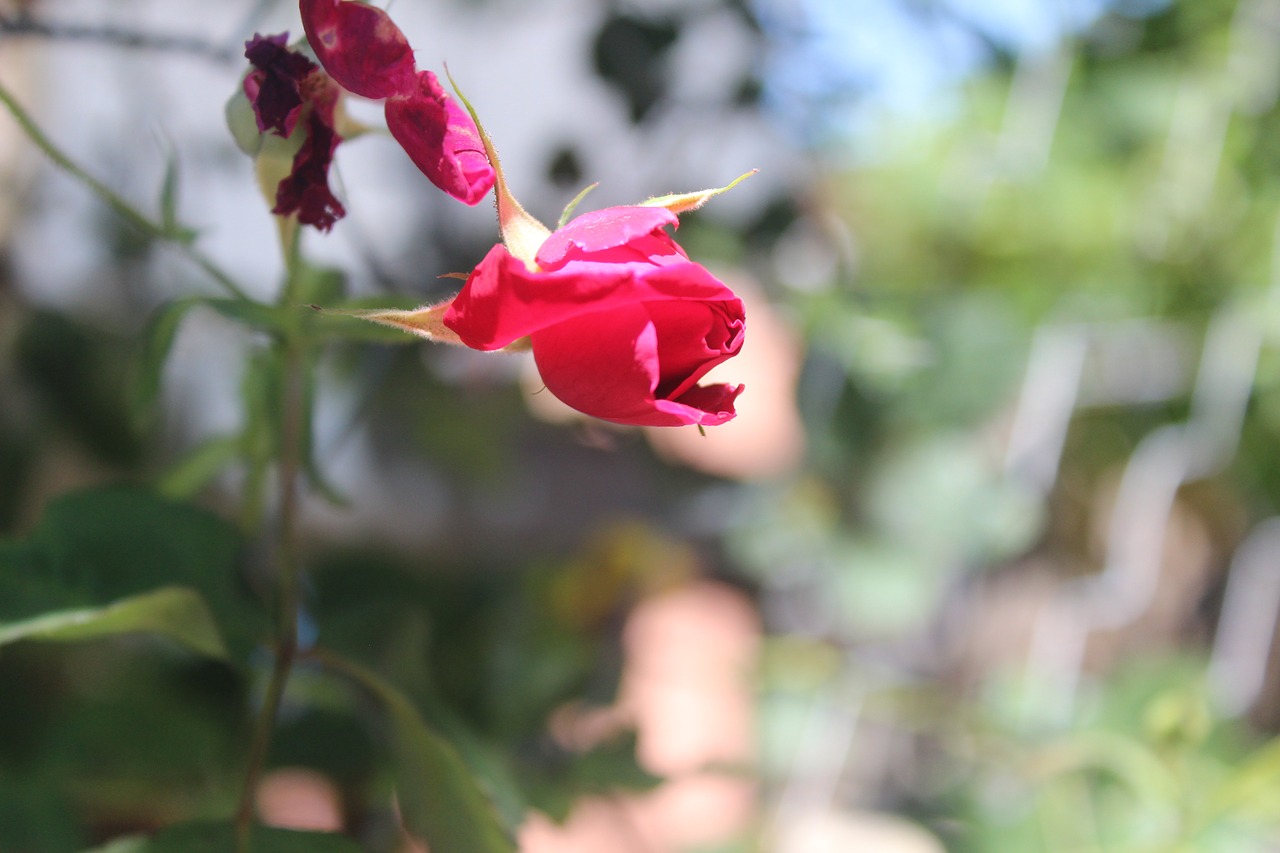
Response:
[[444, 68, 550, 268], [640, 170, 758, 214]]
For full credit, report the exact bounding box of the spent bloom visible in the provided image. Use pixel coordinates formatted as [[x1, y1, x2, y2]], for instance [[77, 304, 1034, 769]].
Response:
[[232, 2, 494, 231], [240, 32, 346, 230]]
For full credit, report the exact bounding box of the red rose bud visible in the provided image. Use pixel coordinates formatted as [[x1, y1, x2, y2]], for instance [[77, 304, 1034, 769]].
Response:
[[444, 206, 745, 427]]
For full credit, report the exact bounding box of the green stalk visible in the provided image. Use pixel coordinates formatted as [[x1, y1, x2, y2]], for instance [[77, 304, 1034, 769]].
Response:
[[0, 77, 252, 301], [233, 229, 308, 853]]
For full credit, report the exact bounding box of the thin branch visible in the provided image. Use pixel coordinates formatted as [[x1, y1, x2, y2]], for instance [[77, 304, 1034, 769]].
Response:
[[234, 235, 308, 853], [0, 77, 253, 301], [0, 11, 237, 64]]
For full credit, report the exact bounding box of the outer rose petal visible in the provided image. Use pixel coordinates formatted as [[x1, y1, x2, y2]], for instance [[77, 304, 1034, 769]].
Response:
[[444, 244, 739, 350], [300, 0, 416, 99], [441, 97, 497, 202], [536, 206, 680, 268], [384, 71, 495, 205], [644, 298, 745, 399], [530, 306, 744, 427]]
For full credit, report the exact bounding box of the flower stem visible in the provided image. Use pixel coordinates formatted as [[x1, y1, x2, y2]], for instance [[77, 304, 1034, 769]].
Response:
[[233, 249, 308, 852], [0, 76, 252, 301]]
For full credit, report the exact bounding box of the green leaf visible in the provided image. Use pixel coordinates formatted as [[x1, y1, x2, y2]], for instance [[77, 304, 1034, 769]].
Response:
[[315, 649, 518, 853], [160, 152, 179, 234], [158, 150, 197, 245], [1200, 735, 1280, 829], [204, 298, 288, 333], [84, 820, 364, 853], [0, 772, 82, 852], [158, 434, 245, 500], [570, 732, 663, 794], [134, 297, 199, 422], [19, 311, 145, 464], [134, 297, 283, 425], [0, 586, 227, 659], [0, 486, 263, 660]]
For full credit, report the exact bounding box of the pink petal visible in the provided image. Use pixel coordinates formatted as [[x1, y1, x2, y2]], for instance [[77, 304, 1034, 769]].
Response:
[[530, 305, 663, 425], [536, 206, 680, 269], [655, 383, 744, 426], [530, 307, 740, 426], [299, 0, 416, 100], [443, 245, 739, 351], [384, 71, 495, 205], [645, 299, 745, 400]]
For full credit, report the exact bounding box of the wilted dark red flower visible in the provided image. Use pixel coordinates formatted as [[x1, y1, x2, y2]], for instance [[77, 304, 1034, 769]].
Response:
[[271, 110, 345, 231], [243, 32, 316, 137], [243, 32, 346, 231]]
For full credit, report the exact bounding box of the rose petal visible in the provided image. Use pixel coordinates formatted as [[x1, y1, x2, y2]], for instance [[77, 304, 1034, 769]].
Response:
[[531, 305, 661, 424], [536, 206, 680, 269], [384, 71, 495, 205], [444, 245, 739, 350], [300, 0, 417, 100], [644, 299, 745, 400], [530, 308, 741, 427], [656, 383, 744, 427]]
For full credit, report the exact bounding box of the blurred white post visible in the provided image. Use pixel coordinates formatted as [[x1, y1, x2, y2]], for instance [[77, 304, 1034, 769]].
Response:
[[1023, 309, 1259, 724], [1210, 518, 1280, 716], [1003, 325, 1087, 492]]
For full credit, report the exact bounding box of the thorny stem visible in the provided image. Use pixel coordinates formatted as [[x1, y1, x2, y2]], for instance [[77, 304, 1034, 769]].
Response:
[[0, 77, 252, 301], [234, 231, 308, 853]]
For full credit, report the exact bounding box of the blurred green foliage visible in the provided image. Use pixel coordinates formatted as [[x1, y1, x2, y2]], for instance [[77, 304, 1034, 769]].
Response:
[[6, 0, 1280, 851], [730, 0, 1280, 850]]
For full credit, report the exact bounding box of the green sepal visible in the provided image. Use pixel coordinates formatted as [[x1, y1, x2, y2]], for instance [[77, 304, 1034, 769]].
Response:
[[445, 68, 550, 266], [640, 169, 758, 214], [558, 182, 600, 228]]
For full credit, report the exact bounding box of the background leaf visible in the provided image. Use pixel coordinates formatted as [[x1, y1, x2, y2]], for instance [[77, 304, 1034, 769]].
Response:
[[0, 586, 228, 660], [0, 486, 263, 660], [84, 821, 364, 853], [316, 649, 517, 853], [133, 298, 205, 423]]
